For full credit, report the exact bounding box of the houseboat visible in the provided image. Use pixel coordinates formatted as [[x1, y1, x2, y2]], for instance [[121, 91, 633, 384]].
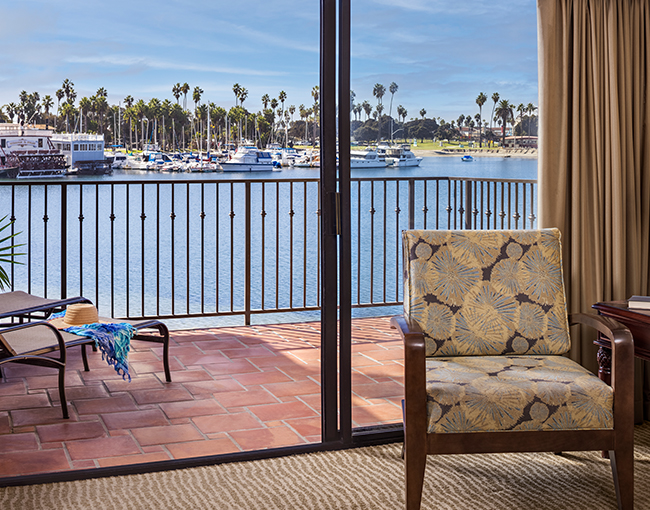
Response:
[[51, 133, 111, 175], [0, 124, 67, 178]]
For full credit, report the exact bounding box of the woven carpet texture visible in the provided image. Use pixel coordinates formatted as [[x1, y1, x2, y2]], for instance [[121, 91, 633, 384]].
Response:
[[1, 423, 648, 509]]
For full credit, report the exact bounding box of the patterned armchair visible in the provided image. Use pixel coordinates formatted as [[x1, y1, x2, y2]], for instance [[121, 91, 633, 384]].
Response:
[[392, 229, 634, 510]]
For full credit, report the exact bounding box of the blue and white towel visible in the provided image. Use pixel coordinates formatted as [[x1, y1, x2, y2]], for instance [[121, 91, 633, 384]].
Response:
[[50, 311, 136, 381]]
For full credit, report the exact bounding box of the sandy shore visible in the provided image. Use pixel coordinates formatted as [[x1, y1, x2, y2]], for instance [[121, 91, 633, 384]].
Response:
[[413, 148, 538, 159]]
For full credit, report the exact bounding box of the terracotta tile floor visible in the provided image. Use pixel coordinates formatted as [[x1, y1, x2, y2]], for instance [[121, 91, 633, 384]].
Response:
[[0, 317, 403, 478]]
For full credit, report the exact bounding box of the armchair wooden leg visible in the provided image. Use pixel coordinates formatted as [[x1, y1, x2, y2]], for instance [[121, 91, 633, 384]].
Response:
[[609, 449, 634, 510], [405, 444, 426, 510]]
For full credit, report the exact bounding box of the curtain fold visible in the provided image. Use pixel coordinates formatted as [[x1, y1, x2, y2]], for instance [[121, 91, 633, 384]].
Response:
[[537, 0, 650, 420]]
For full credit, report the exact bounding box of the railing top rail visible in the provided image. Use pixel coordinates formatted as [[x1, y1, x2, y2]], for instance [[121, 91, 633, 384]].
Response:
[[0, 175, 537, 187]]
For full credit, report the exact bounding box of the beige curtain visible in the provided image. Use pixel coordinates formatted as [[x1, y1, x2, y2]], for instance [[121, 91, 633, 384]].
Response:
[[537, 0, 650, 421]]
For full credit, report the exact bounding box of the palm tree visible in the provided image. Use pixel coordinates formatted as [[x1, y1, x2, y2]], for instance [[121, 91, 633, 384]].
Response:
[[95, 95, 108, 136], [232, 84, 242, 107], [362, 100, 371, 120], [79, 97, 91, 131], [172, 83, 181, 104], [124, 95, 134, 109], [372, 83, 385, 139], [494, 99, 514, 147], [388, 82, 398, 142], [526, 102, 537, 135], [311, 86, 319, 145], [278, 91, 287, 113], [42, 95, 53, 128], [489, 92, 499, 145], [475, 92, 487, 147], [261, 94, 270, 110], [181, 83, 190, 111], [55, 89, 64, 127], [420, 108, 426, 119]]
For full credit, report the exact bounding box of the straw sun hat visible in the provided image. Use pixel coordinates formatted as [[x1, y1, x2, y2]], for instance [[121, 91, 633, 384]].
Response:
[[49, 303, 111, 329]]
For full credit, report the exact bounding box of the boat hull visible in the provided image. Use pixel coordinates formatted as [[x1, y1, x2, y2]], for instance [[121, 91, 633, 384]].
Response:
[[220, 163, 275, 172]]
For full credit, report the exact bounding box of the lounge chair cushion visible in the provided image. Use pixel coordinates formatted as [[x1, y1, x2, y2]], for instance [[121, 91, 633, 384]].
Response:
[[425, 355, 613, 433], [402, 229, 571, 357]]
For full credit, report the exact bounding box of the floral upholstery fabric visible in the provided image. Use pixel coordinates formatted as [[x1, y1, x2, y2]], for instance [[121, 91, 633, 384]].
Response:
[[424, 355, 613, 432], [402, 229, 571, 357]]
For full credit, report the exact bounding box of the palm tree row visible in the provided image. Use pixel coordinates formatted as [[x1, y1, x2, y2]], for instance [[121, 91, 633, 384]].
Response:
[[1, 79, 537, 149]]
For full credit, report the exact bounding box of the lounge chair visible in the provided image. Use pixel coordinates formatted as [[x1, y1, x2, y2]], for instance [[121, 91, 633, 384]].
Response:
[[0, 321, 90, 418], [0, 291, 92, 323]]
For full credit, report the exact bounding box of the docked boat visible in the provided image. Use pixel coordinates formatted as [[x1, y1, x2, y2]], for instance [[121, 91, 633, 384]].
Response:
[[387, 145, 423, 167], [349, 149, 387, 168], [0, 124, 67, 178], [220, 147, 275, 172], [293, 151, 320, 168], [461, 155, 474, 162], [52, 133, 111, 175]]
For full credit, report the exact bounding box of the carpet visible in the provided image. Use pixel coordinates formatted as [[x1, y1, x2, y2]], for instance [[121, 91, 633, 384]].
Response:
[[1, 424, 648, 510]]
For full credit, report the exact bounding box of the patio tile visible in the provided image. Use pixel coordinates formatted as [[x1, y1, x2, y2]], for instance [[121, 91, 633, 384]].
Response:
[[213, 389, 279, 409], [0, 393, 51, 411], [360, 349, 404, 362], [0, 449, 70, 476], [160, 369, 213, 383], [36, 421, 106, 442], [230, 426, 305, 450], [130, 359, 183, 375], [263, 380, 321, 398], [193, 338, 245, 350], [353, 381, 404, 399], [182, 379, 243, 396], [0, 432, 38, 453], [98, 451, 171, 467], [0, 381, 26, 396], [48, 384, 110, 403], [203, 359, 262, 376], [0, 413, 10, 434], [74, 394, 138, 415], [131, 387, 193, 405], [103, 375, 165, 393], [176, 352, 230, 365], [160, 399, 227, 420], [193, 412, 262, 434], [67, 435, 141, 460], [232, 368, 293, 386], [101, 409, 169, 430], [352, 403, 403, 426], [11, 406, 76, 427], [249, 401, 318, 423], [285, 417, 321, 437], [167, 437, 240, 459], [71, 460, 98, 470], [221, 346, 274, 359], [131, 423, 203, 446]]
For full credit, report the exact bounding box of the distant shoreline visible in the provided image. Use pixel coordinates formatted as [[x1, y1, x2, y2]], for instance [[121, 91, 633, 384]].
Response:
[[412, 148, 538, 159]]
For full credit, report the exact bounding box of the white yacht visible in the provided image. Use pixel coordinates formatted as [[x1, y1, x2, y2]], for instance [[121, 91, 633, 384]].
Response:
[[220, 147, 275, 172], [387, 145, 423, 167], [349, 149, 388, 169]]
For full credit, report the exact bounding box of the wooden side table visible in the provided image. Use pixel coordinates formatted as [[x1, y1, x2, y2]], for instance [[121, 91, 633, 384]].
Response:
[[593, 300, 648, 424]]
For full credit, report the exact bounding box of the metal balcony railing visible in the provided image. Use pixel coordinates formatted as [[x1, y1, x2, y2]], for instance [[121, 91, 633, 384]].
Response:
[[0, 176, 536, 324]]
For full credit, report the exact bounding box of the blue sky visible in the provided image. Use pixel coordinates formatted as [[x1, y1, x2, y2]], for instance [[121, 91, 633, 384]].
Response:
[[0, 0, 538, 122]]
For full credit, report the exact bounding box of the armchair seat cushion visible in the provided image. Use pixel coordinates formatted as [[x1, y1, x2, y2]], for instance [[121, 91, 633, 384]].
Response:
[[425, 355, 613, 433]]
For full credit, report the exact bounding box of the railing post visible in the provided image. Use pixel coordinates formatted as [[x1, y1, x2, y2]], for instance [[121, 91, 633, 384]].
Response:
[[245, 181, 251, 325], [408, 179, 415, 229], [464, 180, 472, 230], [60, 184, 67, 299]]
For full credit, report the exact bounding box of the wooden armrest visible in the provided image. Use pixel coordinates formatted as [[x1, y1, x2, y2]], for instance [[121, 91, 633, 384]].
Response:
[[391, 315, 427, 428], [569, 312, 634, 417]]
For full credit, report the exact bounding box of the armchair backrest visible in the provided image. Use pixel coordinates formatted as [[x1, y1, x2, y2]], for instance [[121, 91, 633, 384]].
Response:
[[402, 229, 570, 357]]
